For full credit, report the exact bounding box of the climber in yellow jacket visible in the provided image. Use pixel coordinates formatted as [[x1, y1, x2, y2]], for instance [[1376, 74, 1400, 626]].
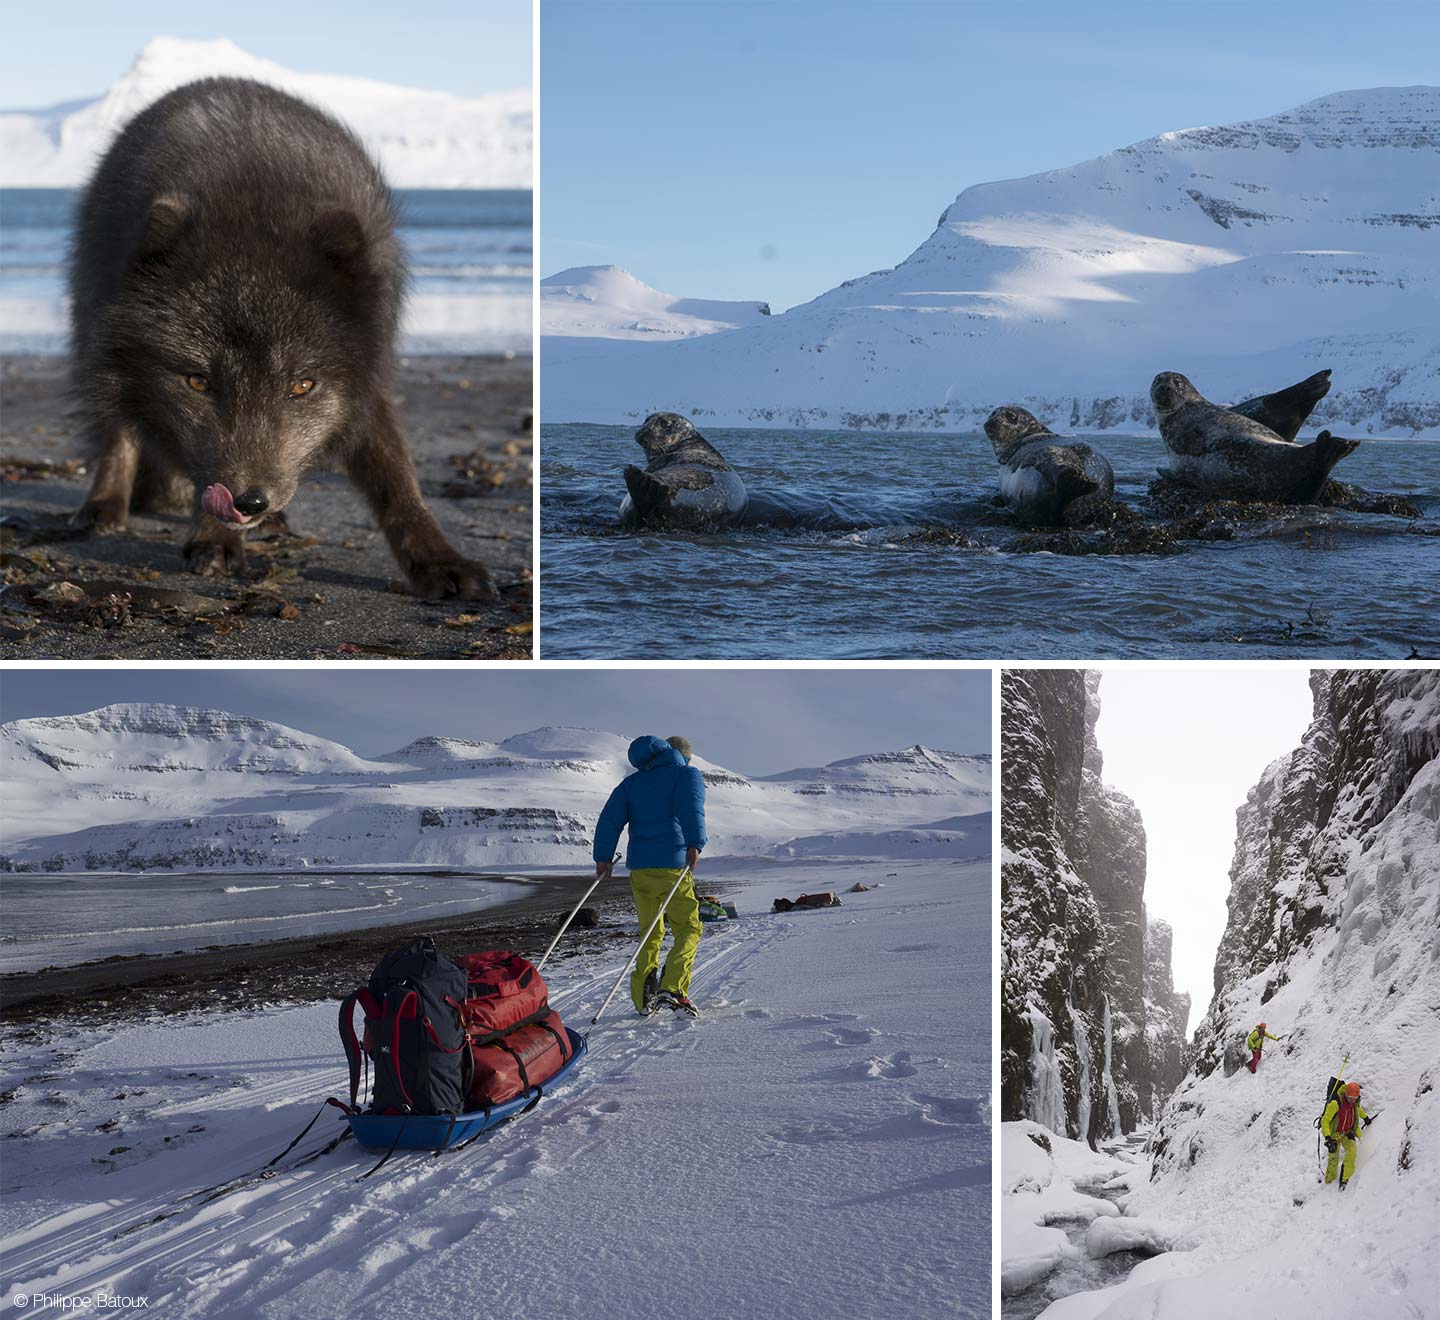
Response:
[[1246, 1021, 1281, 1073], [1321, 1080, 1370, 1191]]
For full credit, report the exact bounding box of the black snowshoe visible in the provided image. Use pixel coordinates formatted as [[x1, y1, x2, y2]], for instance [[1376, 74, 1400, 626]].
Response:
[[639, 969, 661, 1016]]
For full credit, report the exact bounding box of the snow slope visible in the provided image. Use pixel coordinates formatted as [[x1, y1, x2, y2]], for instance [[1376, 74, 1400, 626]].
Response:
[[541, 266, 771, 340], [0, 859, 990, 1319], [0, 37, 531, 188], [541, 87, 1439, 435], [0, 704, 991, 872], [1002, 670, 1440, 1319]]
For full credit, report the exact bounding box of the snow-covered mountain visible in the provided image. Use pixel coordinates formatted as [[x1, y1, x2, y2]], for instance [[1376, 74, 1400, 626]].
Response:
[[0, 37, 531, 188], [542, 87, 1439, 436], [542, 266, 770, 341], [0, 704, 990, 872]]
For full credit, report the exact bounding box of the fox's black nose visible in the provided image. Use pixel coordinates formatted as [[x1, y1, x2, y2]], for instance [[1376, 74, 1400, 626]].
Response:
[[232, 490, 269, 517]]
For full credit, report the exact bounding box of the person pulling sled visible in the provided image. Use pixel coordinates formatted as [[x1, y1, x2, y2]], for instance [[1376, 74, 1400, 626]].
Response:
[[593, 733, 707, 1018], [1320, 1079, 1371, 1190], [1246, 1021, 1281, 1073]]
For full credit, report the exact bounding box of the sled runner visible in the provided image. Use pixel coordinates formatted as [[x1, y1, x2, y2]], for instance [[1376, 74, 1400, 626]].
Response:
[[346, 1026, 587, 1152]]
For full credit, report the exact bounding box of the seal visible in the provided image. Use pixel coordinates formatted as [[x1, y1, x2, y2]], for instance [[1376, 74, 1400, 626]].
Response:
[[1151, 372, 1359, 503], [1228, 368, 1332, 442], [982, 407, 1115, 526], [619, 413, 748, 527]]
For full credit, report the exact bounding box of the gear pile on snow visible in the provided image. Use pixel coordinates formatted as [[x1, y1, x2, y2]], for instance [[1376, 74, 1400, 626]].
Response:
[[697, 894, 739, 922], [773, 892, 842, 912], [340, 939, 574, 1118]]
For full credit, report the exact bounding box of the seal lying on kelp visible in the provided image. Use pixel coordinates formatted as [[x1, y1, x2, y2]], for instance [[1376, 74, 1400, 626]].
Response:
[[1228, 369, 1332, 442], [619, 413, 748, 527], [982, 407, 1115, 526], [1151, 372, 1359, 503]]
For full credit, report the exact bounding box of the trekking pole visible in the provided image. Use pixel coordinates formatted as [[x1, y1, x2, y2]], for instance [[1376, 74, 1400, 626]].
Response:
[[537, 855, 619, 972], [592, 866, 692, 1025]]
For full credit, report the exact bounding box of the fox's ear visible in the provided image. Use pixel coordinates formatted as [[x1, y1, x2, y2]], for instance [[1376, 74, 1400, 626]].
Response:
[[309, 208, 369, 277], [135, 193, 193, 262]]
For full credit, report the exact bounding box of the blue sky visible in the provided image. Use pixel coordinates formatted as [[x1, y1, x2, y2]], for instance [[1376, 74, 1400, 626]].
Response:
[[0, 669, 991, 776], [542, 0, 1440, 310], [0, 0, 531, 106]]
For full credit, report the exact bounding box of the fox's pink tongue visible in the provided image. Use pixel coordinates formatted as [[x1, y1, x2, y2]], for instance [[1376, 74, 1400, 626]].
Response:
[[202, 483, 249, 524]]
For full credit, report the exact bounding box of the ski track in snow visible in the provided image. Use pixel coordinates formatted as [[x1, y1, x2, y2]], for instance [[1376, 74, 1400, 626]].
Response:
[[0, 861, 990, 1319]]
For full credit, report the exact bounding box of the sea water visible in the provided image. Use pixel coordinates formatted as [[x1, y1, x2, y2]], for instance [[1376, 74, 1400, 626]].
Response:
[[0, 188, 532, 355], [540, 423, 1440, 659], [0, 869, 532, 972]]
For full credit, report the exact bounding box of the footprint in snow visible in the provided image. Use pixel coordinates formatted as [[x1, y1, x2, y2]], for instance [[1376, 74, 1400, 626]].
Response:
[[911, 1093, 982, 1125], [824, 1025, 879, 1047], [810, 1051, 918, 1083]]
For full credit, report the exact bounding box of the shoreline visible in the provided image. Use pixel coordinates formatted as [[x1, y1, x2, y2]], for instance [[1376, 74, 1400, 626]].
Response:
[[0, 870, 639, 1027]]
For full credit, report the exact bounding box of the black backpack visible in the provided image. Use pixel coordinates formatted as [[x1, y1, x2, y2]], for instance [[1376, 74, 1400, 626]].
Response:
[[340, 936, 470, 1116]]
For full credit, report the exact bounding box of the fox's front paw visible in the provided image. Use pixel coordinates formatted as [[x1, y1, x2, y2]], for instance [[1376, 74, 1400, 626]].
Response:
[[406, 554, 496, 601], [184, 537, 247, 577], [74, 496, 129, 535]]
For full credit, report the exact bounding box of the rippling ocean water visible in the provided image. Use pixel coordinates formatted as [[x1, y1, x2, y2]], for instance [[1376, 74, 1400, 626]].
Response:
[[540, 424, 1440, 659], [0, 188, 532, 355], [0, 869, 531, 972]]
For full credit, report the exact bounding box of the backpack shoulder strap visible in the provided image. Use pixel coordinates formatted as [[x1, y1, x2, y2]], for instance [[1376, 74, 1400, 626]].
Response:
[[339, 991, 369, 1111]]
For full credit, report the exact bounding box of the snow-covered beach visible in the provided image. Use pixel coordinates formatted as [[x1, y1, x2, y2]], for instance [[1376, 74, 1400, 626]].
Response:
[[0, 858, 990, 1319]]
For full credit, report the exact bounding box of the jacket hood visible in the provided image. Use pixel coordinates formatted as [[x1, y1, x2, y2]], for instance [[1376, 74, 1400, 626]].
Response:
[[628, 734, 684, 772]]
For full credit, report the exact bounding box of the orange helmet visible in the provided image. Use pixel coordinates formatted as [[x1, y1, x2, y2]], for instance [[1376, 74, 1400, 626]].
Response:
[[1257, 1022, 1266, 1031], [1344, 1082, 1360, 1099]]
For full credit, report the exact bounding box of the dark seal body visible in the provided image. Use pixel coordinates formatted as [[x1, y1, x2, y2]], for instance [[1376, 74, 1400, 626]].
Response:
[[1228, 369, 1332, 442], [1151, 372, 1358, 503], [619, 412, 748, 527], [982, 406, 1115, 526], [69, 77, 491, 597]]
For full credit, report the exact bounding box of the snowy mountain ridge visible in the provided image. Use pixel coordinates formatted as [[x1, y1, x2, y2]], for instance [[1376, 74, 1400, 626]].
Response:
[[542, 86, 1439, 435], [541, 266, 771, 341], [0, 37, 531, 188], [0, 704, 991, 871]]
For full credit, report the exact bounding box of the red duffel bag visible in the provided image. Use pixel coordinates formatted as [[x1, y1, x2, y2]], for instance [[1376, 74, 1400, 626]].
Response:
[[455, 950, 550, 1040], [468, 1009, 573, 1108]]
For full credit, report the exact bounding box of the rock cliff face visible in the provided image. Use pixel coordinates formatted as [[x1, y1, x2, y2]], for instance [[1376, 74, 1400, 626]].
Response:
[[1185, 669, 1440, 1077], [1145, 918, 1192, 1111], [1002, 670, 1182, 1142]]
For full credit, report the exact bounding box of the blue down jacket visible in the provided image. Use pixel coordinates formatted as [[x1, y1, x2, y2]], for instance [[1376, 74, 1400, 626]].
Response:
[[593, 736, 707, 870]]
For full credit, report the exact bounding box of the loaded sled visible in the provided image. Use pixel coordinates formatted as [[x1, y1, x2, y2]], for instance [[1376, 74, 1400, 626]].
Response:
[[314, 939, 586, 1173]]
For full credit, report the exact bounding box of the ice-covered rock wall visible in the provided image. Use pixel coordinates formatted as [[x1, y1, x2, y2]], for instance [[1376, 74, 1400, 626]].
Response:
[[1002, 670, 1183, 1141]]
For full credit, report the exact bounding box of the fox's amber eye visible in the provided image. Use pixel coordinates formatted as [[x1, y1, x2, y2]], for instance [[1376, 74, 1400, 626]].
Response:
[[184, 373, 209, 392], [290, 378, 315, 397]]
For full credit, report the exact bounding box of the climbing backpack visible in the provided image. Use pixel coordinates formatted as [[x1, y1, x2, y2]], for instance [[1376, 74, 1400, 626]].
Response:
[[340, 936, 470, 1117]]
